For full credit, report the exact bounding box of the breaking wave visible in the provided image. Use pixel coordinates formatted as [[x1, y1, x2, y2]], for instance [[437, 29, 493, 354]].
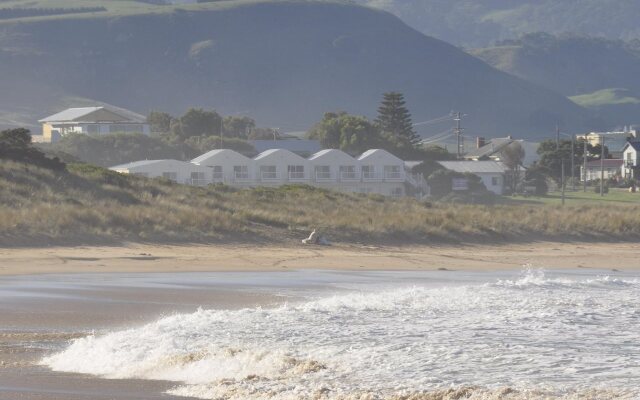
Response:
[[41, 270, 640, 399]]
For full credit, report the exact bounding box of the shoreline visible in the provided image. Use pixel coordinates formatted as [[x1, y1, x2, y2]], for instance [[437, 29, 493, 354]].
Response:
[[1, 241, 638, 276]]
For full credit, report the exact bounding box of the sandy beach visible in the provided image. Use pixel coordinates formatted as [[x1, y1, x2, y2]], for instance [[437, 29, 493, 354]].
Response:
[[0, 241, 638, 276], [2, 242, 639, 399]]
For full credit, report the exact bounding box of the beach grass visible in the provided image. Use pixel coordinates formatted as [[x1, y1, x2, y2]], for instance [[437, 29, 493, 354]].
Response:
[[507, 189, 640, 205], [2, 160, 640, 246]]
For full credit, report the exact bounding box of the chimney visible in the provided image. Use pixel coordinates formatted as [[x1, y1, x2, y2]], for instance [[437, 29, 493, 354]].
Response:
[[476, 136, 486, 149]]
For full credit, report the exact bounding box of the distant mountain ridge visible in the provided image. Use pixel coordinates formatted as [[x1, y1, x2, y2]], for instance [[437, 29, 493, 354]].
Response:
[[0, 0, 595, 138], [472, 33, 640, 126], [356, 0, 640, 47]]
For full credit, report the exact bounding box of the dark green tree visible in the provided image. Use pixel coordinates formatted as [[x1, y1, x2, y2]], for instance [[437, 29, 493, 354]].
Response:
[[171, 108, 222, 138], [307, 112, 385, 154], [375, 92, 420, 148], [147, 111, 173, 134], [223, 116, 255, 138], [536, 139, 602, 183]]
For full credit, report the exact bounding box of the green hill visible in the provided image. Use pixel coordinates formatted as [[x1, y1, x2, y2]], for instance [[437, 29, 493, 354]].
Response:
[[356, 0, 640, 47], [471, 33, 640, 126], [0, 0, 593, 138]]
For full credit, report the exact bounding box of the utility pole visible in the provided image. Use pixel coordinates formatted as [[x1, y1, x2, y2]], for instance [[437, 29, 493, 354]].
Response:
[[583, 136, 588, 192], [561, 159, 566, 205], [556, 124, 560, 149], [454, 112, 463, 159], [600, 135, 605, 197], [570, 134, 575, 191]]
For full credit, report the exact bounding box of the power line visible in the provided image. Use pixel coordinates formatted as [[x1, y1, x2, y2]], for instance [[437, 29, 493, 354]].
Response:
[[412, 114, 454, 127], [419, 128, 453, 143], [421, 133, 455, 144]]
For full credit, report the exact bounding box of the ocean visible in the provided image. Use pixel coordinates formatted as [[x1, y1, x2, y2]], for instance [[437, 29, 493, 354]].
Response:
[[34, 268, 640, 400]]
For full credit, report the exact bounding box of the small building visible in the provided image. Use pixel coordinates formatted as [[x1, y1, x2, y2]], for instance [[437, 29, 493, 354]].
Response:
[[191, 149, 255, 185], [437, 160, 509, 195], [253, 149, 311, 185], [621, 142, 640, 179], [582, 159, 623, 182], [357, 149, 406, 196], [110, 160, 210, 186], [39, 106, 149, 143], [249, 139, 321, 158], [308, 149, 361, 190]]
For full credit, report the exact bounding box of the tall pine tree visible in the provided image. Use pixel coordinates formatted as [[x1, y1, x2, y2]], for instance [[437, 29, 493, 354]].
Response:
[[375, 92, 420, 148]]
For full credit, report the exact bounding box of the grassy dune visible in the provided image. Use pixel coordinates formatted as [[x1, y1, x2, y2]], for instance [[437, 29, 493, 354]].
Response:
[[2, 161, 640, 247]]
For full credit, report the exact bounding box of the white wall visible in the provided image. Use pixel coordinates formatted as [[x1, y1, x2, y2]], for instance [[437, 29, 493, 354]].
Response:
[[308, 150, 360, 182], [193, 150, 255, 185], [116, 160, 211, 185], [358, 149, 405, 181], [253, 150, 311, 184]]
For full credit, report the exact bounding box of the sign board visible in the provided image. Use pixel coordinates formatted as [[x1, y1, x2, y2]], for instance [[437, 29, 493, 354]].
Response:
[[452, 178, 468, 191]]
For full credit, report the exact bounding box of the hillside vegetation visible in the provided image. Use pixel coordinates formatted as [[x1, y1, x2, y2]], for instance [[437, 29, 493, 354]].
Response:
[[0, 0, 592, 137], [2, 160, 640, 247], [357, 0, 640, 47]]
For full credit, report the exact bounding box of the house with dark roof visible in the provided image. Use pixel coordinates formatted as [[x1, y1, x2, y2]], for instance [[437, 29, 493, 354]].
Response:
[[464, 137, 539, 167], [38, 106, 149, 143]]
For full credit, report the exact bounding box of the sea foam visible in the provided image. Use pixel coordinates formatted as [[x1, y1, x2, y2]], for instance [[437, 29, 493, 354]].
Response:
[[41, 270, 640, 399]]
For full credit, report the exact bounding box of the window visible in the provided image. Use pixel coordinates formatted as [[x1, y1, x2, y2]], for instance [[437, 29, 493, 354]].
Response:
[[162, 172, 177, 182], [339, 165, 357, 180], [234, 165, 249, 180], [362, 165, 377, 179], [315, 165, 331, 180], [491, 176, 500, 186], [190, 171, 206, 186], [260, 165, 277, 180], [212, 166, 223, 180], [391, 187, 403, 197], [288, 165, 305, 180], [384, 165, 402, 179]]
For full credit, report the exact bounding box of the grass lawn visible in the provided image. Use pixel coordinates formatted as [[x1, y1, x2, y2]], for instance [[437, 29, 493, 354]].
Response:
[[506, 188, 640, 205]]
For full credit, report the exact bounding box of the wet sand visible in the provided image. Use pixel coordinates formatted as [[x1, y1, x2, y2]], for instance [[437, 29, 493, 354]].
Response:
[[0, 241, 639, 277]]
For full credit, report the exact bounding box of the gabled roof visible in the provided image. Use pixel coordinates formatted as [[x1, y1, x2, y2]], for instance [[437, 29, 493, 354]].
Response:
[[357, 149, 403, 163], [191, 149, 251, 164], [39, 106, 146, 124], [438, 161, 509, 174], [308, 148, 356, 162], [249, 139, 321, 154], [622, 141, 640, 152], [465, 137, 515, 159], [254, 148, 309, 162]]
